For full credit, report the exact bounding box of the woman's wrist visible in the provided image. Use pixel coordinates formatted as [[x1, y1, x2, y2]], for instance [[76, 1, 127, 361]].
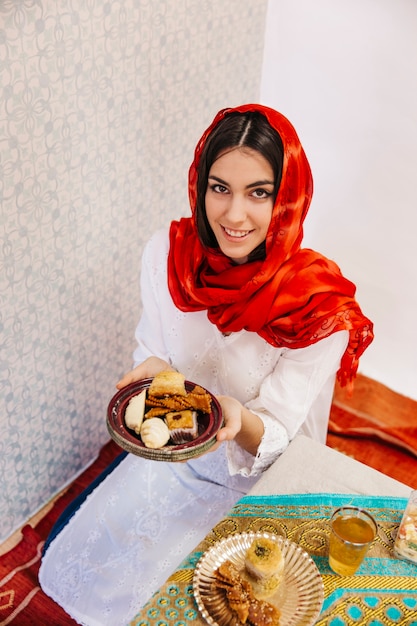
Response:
[[235, 406, 265, 457]]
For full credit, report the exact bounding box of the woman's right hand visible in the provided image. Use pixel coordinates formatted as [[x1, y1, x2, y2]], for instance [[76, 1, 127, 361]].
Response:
[[116, 356, 174, 389]]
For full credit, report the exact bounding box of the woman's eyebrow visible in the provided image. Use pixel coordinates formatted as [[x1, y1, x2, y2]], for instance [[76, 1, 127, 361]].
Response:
[[246, 179, 274, 189], [208, 175, 228, 185], [208, 175, 274, 189]]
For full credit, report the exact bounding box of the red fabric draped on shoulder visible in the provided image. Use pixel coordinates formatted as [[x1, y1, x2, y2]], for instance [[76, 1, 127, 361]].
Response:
[[168, 104, 373, 388]]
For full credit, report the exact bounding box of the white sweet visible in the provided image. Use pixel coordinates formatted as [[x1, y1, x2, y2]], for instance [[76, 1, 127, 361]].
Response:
[[394, 503, 417, 564], [124, 389, 147, 434], [140, 417, 170, 449]]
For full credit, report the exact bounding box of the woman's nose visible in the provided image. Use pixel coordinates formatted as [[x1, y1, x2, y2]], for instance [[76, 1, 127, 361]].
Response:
[[226, 195, 246, 222]]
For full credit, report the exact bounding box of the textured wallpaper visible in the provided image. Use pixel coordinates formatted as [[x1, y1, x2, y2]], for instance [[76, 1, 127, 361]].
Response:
[[0, 0, 268, 541]]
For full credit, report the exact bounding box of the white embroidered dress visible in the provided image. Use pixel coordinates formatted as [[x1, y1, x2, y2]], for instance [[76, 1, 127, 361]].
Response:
[[39, 229, 348, 626]]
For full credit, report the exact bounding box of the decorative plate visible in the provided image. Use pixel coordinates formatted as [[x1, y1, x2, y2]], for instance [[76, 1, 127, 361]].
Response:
[[193, 531, 324, 626], [106, 378, 223, 462]]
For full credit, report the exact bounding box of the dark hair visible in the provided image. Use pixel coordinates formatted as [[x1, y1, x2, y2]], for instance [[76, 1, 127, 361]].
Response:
[[196, 111, 284, 261]]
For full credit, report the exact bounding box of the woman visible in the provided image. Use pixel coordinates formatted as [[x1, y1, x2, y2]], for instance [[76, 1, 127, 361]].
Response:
[[39, 104, 373, 625]]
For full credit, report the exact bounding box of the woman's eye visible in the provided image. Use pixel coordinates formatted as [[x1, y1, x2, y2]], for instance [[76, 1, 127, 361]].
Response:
[[251, 188, 271, 199], [211, 184, 228, 194]]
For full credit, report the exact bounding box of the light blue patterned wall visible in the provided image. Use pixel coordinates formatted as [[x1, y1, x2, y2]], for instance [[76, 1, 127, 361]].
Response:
[[0, 0, 267, 541]]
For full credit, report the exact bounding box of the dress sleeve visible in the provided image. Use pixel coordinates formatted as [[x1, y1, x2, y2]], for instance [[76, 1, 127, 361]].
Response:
[[226, 330, 349, 477], [132, 230, 171, 367]]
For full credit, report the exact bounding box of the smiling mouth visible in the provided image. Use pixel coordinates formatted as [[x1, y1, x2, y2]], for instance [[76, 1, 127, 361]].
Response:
[[222, 226, 252, 238]]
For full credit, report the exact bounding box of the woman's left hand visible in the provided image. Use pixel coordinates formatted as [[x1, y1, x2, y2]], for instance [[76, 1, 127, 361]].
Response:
[[215, 395, 243, 442], [210, 395, 264, 457]]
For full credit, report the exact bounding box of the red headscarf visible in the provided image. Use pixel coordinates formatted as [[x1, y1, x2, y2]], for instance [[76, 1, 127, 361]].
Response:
[[168, 104, 374, 388]]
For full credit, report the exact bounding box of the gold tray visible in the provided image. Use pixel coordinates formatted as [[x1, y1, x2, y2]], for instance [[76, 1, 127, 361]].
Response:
[[193, 531, 324, 626]]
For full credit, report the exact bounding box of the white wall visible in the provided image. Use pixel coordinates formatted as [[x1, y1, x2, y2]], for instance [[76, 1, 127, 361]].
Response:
[[0, 0, 268, 542], [261, 0, 417, 400]]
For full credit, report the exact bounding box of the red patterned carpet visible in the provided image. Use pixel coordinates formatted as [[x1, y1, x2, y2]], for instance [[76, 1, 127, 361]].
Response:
[[0, 375, 416, 624], [0, 439, 123, 626]]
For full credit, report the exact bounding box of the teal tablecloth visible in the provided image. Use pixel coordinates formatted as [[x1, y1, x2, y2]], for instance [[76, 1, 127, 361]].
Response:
[[129, 493, 417, 626]]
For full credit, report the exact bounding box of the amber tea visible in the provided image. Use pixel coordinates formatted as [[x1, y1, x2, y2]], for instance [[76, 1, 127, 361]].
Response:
[[329, 506, 377, 576]]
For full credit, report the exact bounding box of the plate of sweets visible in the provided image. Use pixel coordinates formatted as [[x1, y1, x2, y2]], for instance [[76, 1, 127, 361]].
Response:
[[193, 531, 324, 626], [107, 370, 223, 461]]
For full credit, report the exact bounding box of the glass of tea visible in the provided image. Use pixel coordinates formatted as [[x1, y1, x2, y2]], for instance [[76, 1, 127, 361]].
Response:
[[328, 506, 377, 576]]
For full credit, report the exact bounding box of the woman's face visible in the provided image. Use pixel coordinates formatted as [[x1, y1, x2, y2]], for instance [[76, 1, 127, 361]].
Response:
[[205, 147, 274, 264]]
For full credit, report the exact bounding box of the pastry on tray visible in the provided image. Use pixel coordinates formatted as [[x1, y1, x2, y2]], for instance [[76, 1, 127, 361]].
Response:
[[212, 559, 281, 625], [124, 389, 146, 434], [148, 370, 187, 397], [123, 370, 213, 449], [244, 537, 284, 597], [140, 417, 170, 449], [165, 409, 199, 443]]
